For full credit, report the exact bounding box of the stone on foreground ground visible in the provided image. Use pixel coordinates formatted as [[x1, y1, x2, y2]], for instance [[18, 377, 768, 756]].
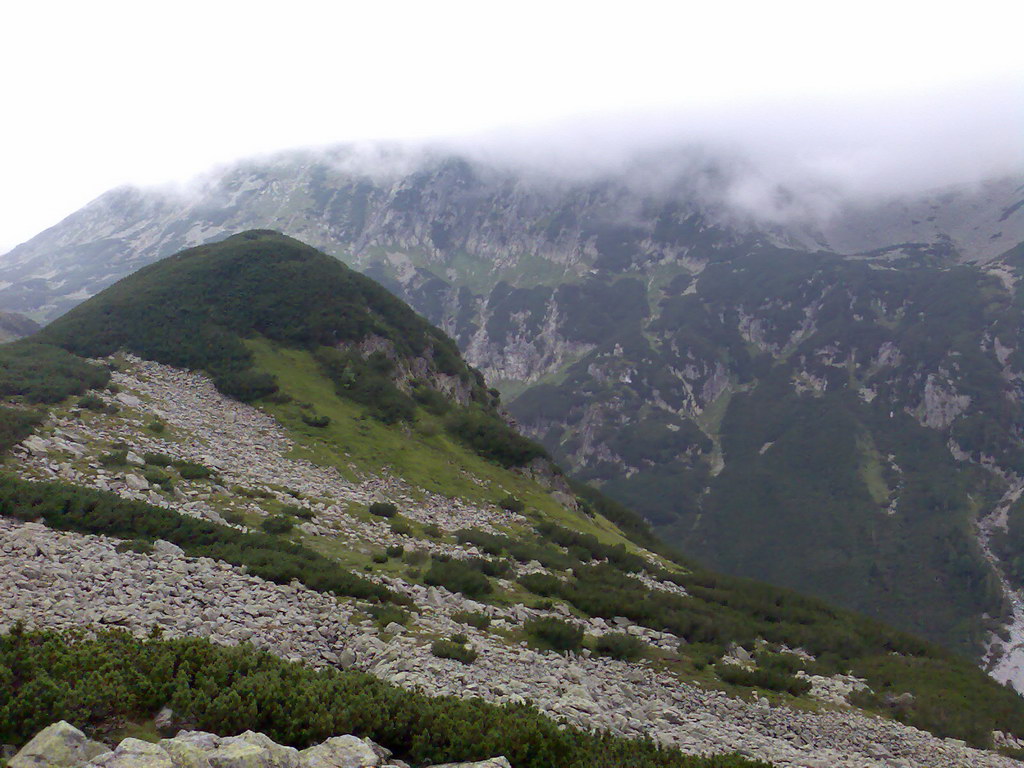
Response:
[[9, 721, 510, 768]]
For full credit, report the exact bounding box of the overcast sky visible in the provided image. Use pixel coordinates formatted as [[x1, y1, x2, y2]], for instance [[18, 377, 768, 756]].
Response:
[[1, 0, 1021, 252]]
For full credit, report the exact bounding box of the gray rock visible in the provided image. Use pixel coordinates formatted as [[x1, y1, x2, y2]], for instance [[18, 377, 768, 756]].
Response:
[[153, 541, 186, 559], [9, 721, 102, 768], [125, 473, 150, 491], [171, 732, 222, 753], [228, 733, 298, 768], [86, 738, 174, 768], [22, 436, 50, 456], [158, 739, 211, 768], [298, 735, 383, 767], [208, 740, 272, 768], [428, 759, 511, 768]]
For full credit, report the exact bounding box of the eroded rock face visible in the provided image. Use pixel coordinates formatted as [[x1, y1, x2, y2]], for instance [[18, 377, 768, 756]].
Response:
[[8, 725, 503, 768]]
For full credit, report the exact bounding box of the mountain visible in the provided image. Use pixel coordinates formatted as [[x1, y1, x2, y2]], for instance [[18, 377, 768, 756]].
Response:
[[0, 311, 40, 343], [3, 231, 1024, 766], [3, 149, 1024, 675]]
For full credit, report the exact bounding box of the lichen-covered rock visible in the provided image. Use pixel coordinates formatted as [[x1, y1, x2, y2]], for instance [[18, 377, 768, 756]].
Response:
[[225, 733, 298, 768], [86, 738, 174, 768], [207, 740, 273, 768], [298, 735, 383, 768], [158, 738, 211, 768], [9, 721, 107, 768], [429, 759, 512, 768]]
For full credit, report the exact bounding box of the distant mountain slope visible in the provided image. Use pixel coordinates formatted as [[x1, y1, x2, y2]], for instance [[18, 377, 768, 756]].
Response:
[[0, 311, 40, 343], [3, 149, 1024, 675], [5, 231, 1024, 767]]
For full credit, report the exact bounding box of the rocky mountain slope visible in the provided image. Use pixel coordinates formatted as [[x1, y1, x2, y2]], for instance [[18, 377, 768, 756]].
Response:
[[2, 232, 1024, 767], [0, 312, 39, 343], [2, 150, 1024, 676]]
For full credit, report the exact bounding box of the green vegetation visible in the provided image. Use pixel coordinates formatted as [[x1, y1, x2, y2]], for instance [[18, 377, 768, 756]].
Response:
[[0, 474, 403, 605], [452, 610, 491, 630], [0, 342, 109, 404], [525, 617, 584, 653], [171, 460, 213, 480], [38, 231, 488, 412], [368, 501, 398, 518], [0, 341, 109, 456], [506, 247, 1020, 657], [423, 557, 493, 599], [0, 628, 767, 768], [715, 664, 811, 697], [444, 409, 548, 468], [431, 638, 478, 664], [594, 632, 646, 661], [0, 407, 42, 455], [260, 515, 294, 535]]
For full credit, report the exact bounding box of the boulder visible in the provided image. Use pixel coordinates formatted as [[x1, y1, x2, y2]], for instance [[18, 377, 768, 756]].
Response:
[[225, 732, 298, 768], [22, 436, 50, 456], [125, 473, 150, 491], [86, 738, 174, 768], [429, 759, 511, 768], [153, 541, 186, 560], [9, 721, 108, 768], [158, 739, 211, 768], [298, 735, 385, 768], [207, 740, 273, 768], [171, 732, 222, 753]]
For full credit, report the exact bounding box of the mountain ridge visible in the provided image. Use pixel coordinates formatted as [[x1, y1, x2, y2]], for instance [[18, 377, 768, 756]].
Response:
[[3, 231, 1024, 766], [3, 151, 1024, 678]]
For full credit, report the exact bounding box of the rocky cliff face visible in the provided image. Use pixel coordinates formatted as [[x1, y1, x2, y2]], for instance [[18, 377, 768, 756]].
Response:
[[3, 148, 1024, 669]]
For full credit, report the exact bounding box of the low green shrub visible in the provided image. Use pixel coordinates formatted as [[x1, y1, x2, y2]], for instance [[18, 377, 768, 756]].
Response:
[[76, 394, 107, 411], [99, 450, 128, 467], [424, 558, 493, 598], [525, 617, 584, 653], [144, 452, 173, 467], [431, 638, 478, 664], [366, 604, 409, 628], [261, 515, 294, 535], [0, 475, 404, 605], [368, 501, 398, 518], [371, 551, 388, 564], [0, 406, 43, 455], [389, 518, 412, 537], [500, 494, 525, 513], [142, 468, 172, 489], [174, 460, 213, 480], [280, 503, 314, 519], [301, 411, 330, 428], [595, 632, 646, 661], [385, 545, 405, 559], [518, 573, 563, 597], [0, 628, 765, 768], [0, 341, 110, 404], [715, 664, 811, 697], [452, 611, 491, 630]]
